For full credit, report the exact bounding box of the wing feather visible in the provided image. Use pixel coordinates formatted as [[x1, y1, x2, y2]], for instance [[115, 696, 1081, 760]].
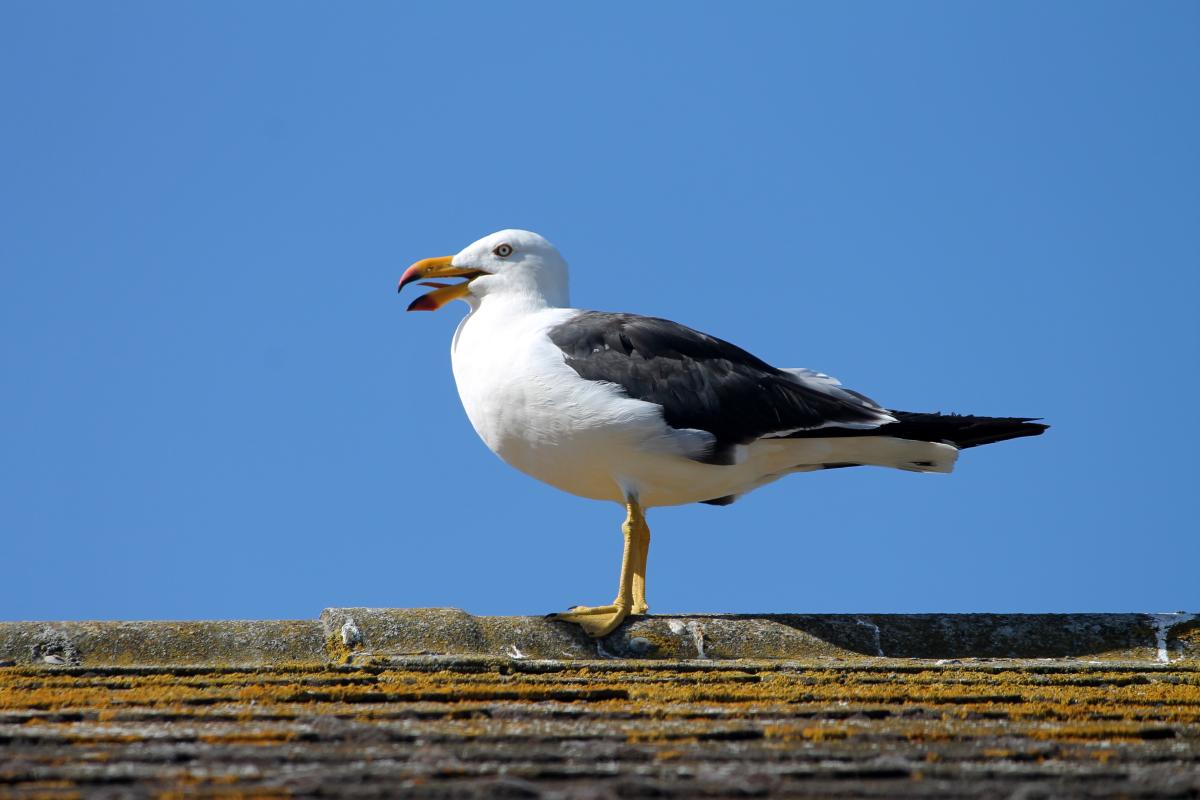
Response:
[[547, 312, 893, 446]]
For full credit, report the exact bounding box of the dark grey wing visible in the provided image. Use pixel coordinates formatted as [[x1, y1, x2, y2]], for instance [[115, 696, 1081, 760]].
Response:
[[547, 312, 892, 449]]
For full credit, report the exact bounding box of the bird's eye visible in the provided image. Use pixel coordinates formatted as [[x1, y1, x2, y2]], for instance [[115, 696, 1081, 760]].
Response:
[[493, 243, 513, 258]]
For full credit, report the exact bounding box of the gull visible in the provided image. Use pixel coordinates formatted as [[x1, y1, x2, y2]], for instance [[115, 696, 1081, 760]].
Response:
[[398, 230, 1047, 637]]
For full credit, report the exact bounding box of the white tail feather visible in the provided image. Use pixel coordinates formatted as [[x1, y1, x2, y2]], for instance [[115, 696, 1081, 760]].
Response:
[[786, 436, 959, 474]]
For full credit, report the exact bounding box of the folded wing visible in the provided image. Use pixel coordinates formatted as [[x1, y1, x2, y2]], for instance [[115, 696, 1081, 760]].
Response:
[[547, 312, 895, 450]]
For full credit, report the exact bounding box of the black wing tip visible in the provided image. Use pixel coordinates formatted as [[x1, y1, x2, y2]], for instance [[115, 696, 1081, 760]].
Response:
[[887, 411, 1050, 448], [897, 411, 1049, 427]]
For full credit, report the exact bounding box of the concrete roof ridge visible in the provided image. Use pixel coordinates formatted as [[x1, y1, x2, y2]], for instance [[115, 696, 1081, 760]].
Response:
[[0, 610, 1195, 668]]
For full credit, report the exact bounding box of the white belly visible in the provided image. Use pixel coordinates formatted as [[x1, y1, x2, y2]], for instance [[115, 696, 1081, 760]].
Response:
[[451, 305, 666, 503]]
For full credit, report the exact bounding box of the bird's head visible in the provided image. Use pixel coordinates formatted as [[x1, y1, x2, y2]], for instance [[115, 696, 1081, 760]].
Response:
[[398, 229, 570, 312]]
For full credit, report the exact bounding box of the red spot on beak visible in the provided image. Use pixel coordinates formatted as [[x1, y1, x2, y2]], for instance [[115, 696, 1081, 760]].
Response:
[[406, 293, 440, 312]]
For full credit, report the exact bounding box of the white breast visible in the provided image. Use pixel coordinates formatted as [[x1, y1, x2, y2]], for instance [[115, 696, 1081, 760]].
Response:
[[450, 303, 672, 503]]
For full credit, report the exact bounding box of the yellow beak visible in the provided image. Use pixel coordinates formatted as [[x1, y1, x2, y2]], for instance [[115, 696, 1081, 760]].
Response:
[[396, 256, 488, 312]]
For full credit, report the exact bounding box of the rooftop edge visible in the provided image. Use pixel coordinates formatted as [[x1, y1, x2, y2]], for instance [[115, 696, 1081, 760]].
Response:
[[0, 610, 1195, 668]]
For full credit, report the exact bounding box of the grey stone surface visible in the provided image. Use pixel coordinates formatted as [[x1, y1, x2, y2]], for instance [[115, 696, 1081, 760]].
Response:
[[0, 610, 1195, 666], [320, 609, 1198, 664], [0, 619, 326, 666]]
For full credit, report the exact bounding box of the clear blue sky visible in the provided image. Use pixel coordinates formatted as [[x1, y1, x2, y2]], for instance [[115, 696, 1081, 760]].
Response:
[[2, 3, 1196, 621]]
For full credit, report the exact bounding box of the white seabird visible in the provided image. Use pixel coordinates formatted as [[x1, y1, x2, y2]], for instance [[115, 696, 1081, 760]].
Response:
[[398, 229, 1047, 636]]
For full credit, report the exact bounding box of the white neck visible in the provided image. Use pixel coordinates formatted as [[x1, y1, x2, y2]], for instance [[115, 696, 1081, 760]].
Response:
[[469, 269, 570, 312]]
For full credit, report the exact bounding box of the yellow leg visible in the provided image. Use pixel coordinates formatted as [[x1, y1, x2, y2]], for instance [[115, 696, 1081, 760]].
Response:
[[552, 500, 650, 637], [631, 508, 650, 615]]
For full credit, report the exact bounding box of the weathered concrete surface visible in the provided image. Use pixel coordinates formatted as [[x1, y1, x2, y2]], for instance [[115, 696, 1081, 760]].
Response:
[[0, 620, 326, 667], [0, 611, 1196, 666], [1, 658, 1198, 798], [321, 609, 1198, 664], [1, 612, 1197, 798]]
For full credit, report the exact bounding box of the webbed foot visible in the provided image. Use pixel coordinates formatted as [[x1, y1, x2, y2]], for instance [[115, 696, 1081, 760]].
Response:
[[551, 603, 631, 637]]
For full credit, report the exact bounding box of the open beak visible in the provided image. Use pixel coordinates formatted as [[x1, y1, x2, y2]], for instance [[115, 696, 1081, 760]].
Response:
[[397, 256, 488, 312]]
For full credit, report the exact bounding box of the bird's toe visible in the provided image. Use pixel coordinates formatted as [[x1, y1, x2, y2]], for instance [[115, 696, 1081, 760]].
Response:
[[550, 604, 631, 638]]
